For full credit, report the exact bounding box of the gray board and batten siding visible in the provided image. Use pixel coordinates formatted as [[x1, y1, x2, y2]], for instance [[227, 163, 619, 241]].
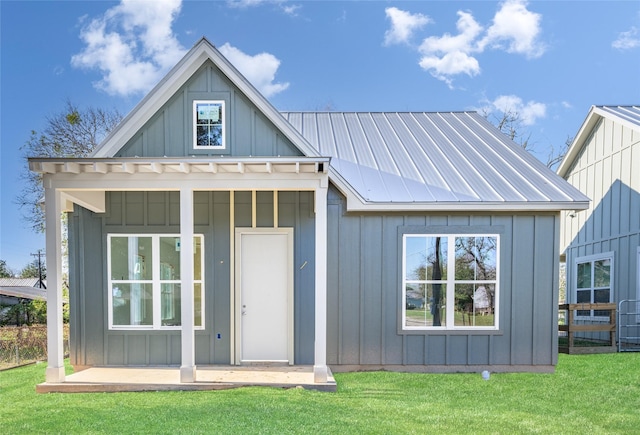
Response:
[[69, 183, 561, 371], [115, 60, 303, 159], [326, 186, 561, 372], [64, 38, 573, 372], [68, 190, 317, 367]]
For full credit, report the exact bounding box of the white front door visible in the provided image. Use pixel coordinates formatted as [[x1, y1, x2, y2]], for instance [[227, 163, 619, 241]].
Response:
[[235, 228, 293, 364]]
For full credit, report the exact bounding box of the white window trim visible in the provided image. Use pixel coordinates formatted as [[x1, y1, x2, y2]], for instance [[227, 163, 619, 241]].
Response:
[[402, 233, 500, 331], [193, 100, 226, 150], [573, 251, 614, 321], [107, 234, 205, 330]]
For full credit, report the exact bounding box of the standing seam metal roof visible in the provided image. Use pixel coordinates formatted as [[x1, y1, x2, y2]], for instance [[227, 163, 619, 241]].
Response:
[[282, 111, 589, 207]]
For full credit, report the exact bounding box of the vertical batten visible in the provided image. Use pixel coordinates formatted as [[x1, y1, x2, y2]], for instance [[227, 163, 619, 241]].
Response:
[[179, 187, 196, 382], [45, 186, 65, 382]]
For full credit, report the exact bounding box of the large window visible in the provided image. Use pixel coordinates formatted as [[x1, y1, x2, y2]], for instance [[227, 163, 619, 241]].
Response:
[[574, 253, 614, 318], [193, 100, 225, 149], [403, 234, 499, 330], [108, 234, 204, 330]]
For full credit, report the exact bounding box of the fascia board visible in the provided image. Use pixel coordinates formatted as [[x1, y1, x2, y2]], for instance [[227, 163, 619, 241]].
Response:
[[92, 39, 318, 159], [597, 106, 640, 132], [203, 45, 320, 158], [556, 106, 600, 178], [92, 51, 210, 157], [327, 167, 589, 213], [342, 199, 590, 213], [557, 105, 640, 178]]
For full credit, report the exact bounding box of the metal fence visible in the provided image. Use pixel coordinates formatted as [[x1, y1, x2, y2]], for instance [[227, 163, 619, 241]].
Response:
[[0, 325, 69, 370], [618, 300, 640, 352]]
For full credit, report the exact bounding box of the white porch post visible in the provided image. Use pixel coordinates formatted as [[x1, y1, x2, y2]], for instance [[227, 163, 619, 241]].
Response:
[[314, 186, 328, 383], [45, 186, 65, 382], [179, 187, 196, 382]]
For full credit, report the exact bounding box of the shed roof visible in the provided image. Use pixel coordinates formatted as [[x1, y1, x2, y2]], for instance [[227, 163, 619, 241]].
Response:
[[557, 105, 640, 178], [283, 111, 589, 211], [0, 278, 47, 300]]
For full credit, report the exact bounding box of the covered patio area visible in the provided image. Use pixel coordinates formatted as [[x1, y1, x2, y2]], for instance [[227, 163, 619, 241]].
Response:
[[37, 365, 336, 393]]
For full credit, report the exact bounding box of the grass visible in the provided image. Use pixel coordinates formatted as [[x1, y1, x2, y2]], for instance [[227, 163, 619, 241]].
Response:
[[2, 354, 640, 434]]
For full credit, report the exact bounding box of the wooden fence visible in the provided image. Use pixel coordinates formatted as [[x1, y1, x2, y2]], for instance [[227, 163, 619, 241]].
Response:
[[558, 303, 616, 354]]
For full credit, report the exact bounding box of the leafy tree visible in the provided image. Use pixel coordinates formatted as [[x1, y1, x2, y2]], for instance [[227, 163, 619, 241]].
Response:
[[0, 260, 13, 278], [19, 258, 46, 280], [16, 101, 122, 232]]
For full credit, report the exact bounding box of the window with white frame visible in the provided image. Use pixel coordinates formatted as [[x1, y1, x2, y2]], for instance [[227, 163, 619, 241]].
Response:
[[193, 100, 225, 149], [108, 234, 204, 329], [403, 234, 499, 330], [574, 252, 614, 318]]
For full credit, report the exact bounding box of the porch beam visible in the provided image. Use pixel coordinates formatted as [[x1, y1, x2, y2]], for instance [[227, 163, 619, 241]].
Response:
[[44, 186, 65, 383], [314, 186, 328, 383], [179, 187, 196, 383]]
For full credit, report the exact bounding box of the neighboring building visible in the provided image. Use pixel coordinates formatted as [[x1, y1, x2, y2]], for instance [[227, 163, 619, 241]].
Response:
[[0, 278, 46, 325], [31, 38, 589, 385], [558, 105, 640, 341]]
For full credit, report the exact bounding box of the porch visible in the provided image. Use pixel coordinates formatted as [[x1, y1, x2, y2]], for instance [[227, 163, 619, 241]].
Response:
[[36, 365, 336, 393], [30, 157, 331, 386]]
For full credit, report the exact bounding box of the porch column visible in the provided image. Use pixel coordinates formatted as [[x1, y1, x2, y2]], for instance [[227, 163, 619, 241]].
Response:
[[179, 187, 196, 382], [314, 186, 328, 383], [45, 186, 65, 382]]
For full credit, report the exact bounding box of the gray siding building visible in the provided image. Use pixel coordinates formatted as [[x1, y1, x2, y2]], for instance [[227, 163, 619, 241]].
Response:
[[32, 38, 588, 386]]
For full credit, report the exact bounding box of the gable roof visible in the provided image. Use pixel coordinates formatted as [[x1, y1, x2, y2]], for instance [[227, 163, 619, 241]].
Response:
[[85, 37, 588, 212], [91, 38, 318, 159], [284, 111, 589, 211], [557, 105, 640, 178]]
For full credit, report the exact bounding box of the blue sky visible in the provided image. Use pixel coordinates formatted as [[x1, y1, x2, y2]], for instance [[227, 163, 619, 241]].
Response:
[[1, 0, 639, 272]]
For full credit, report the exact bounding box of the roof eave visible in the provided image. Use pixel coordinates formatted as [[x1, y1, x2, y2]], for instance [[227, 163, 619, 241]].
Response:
[[557, 105, 640, 178], [343, 199, 590, 213]]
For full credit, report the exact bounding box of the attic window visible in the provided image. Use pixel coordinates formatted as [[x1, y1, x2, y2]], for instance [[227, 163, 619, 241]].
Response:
[[194, 100, 225, 149]]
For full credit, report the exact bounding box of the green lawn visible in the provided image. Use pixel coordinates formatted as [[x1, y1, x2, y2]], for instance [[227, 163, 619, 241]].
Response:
[[2, 353, 639, 434]]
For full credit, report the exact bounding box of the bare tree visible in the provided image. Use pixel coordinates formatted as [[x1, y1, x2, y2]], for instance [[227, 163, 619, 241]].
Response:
[[485, 109, 569, 170], [15, 101, 122, 232]]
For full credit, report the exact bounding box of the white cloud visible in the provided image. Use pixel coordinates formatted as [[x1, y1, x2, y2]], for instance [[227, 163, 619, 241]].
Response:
[[612, 26, 640, 50], [419, 11, 483, 55], [391, 0, 544, 86], [226, 0, 300, 16], [71, 0, 186, 97], [72, 0, 290, 99], [218, 43, 289, 97], [488, 95, 546, 126], [384, 7, 431, 46], [417, 11, 483, 85], [282, 4, 301, 17], [226, 0, 267, 8], [480, 0, 545, 58], [419, 52, 480, 87]]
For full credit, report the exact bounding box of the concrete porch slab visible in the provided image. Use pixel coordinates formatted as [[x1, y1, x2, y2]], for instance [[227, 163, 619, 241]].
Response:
[[36, 365, 336, 393]]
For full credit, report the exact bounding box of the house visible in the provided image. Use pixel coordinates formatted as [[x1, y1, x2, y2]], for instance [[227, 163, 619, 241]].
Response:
[[30, 38, 589, 387], [557, 105, 640, 345], [0, 278, 46, 325]]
